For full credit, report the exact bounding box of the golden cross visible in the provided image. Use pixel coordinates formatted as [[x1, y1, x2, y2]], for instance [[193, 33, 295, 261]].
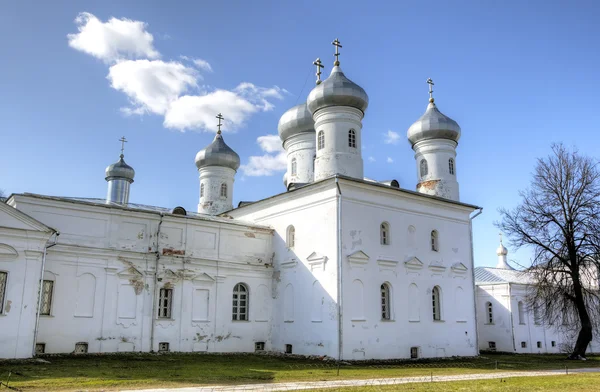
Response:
[[313, 58, 324, 85], [216, 113, 224, 134], [119, 136, 127, 156], [332, 38, 342, 66], [499, 232, 503, 244], [427, 78, 435, 102]]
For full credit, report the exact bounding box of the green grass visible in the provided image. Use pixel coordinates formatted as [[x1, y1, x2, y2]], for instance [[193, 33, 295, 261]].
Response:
[[0, 352, 598, 391]]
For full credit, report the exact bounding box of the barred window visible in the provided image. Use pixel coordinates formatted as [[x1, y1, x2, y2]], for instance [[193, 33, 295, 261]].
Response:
[[348, 129, 356, 148], [0, 272, 7, 314], [291, 158, 297, 176], [431, 230, 439, 251], [486, 301, 493, 324], [449, 158, 455, 175], [220, 183, 227, 198], [232, 283, 249, 321], [380, 222, 390, 245], [432, 286, 441, 321], [200, 183, 204, 198], [318, 131, 325, 150], [40, 280, 54, 316], [158, 288, 173, 319], [420, 159, 428, 178], [381, 283, 391, 320]]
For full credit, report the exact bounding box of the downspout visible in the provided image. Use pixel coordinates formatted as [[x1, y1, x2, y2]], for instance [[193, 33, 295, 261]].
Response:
[[508, 283, 516, 352], [469, 208, 482, 355], [33, 231, 59, 357], [335, 176, 343, 361], [150, 213, 164, 353], [214, 225, 221, 352]]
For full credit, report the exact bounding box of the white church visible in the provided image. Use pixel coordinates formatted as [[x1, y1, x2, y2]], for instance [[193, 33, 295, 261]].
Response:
[[2, 40, 495, 360]]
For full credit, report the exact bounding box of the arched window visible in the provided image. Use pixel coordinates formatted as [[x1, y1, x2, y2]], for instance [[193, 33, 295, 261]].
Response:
[[381, 283, 391, 320], [200, 183, 204, 198], [232, 283, 249, 321], [286, 225, 295, 249], [486, 301, 493, 324], [318, 131, 325, 150], [380, 222, 390, 245], [431, 230, 439, 251], [449, 158, 455, 175], [534, 305, 541, 325], [420, 159, 428, 178], [348, 129, 356, 148], [291, 158, 297, 176], [432, 286, 441, 321], [518, 301, 525, 324], [220, 183, 227, 198]]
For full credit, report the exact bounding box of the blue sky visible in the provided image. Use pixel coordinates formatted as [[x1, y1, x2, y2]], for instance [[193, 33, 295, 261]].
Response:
[[1, 0, 599, 268]]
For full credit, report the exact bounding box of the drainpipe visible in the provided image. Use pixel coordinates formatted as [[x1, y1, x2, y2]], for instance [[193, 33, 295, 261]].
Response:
[[335, 176, 343, 361], [149, 213, 164, 353], [469, 208, 482, 355], [508, 283, 516, 352], [32, 232, 59, 357]]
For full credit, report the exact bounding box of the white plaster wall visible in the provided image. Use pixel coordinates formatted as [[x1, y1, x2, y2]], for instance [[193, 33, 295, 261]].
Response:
[[284, 132, 315, 184], [10, 195, 273, 355], [338, 181, 477, 359], [226, 181, 340, 358], [413, 139, 459, 201], [313, 107, 364, 181], [198, 166, 236, 215], [476, 285, 516, 353]]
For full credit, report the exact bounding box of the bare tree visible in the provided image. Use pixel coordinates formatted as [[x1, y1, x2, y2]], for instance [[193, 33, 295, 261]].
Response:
[[497, 144, 600, 359]]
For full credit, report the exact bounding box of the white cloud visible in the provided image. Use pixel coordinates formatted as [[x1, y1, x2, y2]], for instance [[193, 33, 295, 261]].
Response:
[[240, 134, 286, 176], [387, 157, 394, 163], [68, 12, 159, 63], [368, 156, 376, 162], [234, 83, 287, 111], [180, 56, 213, 72], [384, 130, 401, 145], [108, 59, 198, 115]]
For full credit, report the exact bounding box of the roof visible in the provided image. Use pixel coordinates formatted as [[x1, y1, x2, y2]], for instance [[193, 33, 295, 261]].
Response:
[[475, 267, 534, 285], [225, 175, 481, 215], [9, 193, 271, 231]]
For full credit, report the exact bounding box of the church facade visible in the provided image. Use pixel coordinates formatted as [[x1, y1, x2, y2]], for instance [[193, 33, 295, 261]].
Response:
[[0, 40, 483, 360]]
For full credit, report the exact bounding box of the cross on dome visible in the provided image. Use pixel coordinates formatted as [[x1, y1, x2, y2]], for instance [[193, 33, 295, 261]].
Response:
[[332, 38, 342, 66], [216, 113, 224, 134], [119, 136, 127, 157], [313, 58, 324, 85], [427, 78, 435, 103]]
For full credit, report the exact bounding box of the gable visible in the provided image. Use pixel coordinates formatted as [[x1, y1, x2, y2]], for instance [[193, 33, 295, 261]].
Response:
[[0, 202, 54, 233]]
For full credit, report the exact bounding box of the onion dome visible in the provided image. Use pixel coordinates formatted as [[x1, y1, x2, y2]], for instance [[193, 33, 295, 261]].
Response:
[[307, 66, 369, 115], [497, 238, 508, 256], [195, 132, 240, 171], [407, 100, 461, 146], [278, 103, 315, 142], [105, 154, 135, 182]]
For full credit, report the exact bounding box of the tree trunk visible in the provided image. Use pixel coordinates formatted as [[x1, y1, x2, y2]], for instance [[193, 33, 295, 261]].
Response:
[[569, 278, 593, 359]]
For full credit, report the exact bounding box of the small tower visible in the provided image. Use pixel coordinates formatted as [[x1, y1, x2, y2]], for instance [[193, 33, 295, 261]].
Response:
[[496, 234, 513, 270], [306, 39, 369, 181], [278, 103, 316, 187], [195, 114, 240, 215], [407, 79, 461, 201], [105, 136, 135, 205]]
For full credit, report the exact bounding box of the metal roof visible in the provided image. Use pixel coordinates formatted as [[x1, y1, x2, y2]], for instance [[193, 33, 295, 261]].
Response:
[[474, 267, 534, 285]]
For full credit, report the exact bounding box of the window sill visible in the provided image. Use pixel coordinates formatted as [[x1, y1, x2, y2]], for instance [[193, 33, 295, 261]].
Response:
[[232, 320, 251, 323], [484, 323, 494, 325], [351, 318, 366, 322], [456, 320, 467, 323], [380, 319, 395, 322], [433, 320, 445, 323], [408, 319, 420, 323], [311, 320, 322, 323], [284, 320, 294, 323], [157, 318, 176, 321], [40, 315, 54, 318], [192, 319, 210, 323]]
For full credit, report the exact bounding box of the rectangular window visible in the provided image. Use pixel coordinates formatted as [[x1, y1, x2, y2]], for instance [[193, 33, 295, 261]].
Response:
[[551, 341, 556, 347], [0, 272, 7, 314], [537, 341, 542, 348], [521, 341, 527, 348], [488, 342, 496, 351], [35, 343, 46, 355], [74, 342, 88, 354], [255, 342, 265, 351], [158, 342, 169, 352], [158, 288, 173, 319], [285, 344, 293, 354], [410, 347, 419, 359], [40, 280, 54, 316]]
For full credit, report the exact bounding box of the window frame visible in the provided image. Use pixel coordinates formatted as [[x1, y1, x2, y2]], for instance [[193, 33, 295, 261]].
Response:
[[380, 222, 390, 245], [486, 301, 493, 324], [518, 301, 526, 325], [430, 230, 439, 252], [449, 158, 455, 175], [381, 283, 391, 321], [200, 183, 204, 198], [318, 131, 324, 150], [420, 159, 428, 178], [0, 271, 7, 314], [291, 158, 297, 176], [286, 225, 295, 249], [40, 279, 54, 316], [432, 286, 442, 321], [158, 288, 173, 319], [348, 129, 356, 148], [220, 183, 227, 198], [232, 283, 249, 321]]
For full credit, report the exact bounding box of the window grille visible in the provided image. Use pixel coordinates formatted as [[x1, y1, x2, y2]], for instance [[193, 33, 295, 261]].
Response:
[[286, 226, 295, 249], [431, 230, 439, 251], [0, 272, 7, 314], [381, 284, 391, 320], [255, 342, 265, 351], [74, 342, 88, 354], [537, 341, 542, 348], [318, 131, 324, 150], [285, 344, 293, 354], [449, 158, 455, 175], [232, 283, 248, 321], [35, 343, 46, 355], [432, 286, 441, 321], [380, 223, 389, 245], [410, 347, 419, 359], [348, 129, 356, 148], [486, 302, 493, 324], [291, 158, 297, 176], [488, 342, 496, 351], [200, 183, 204, 197], [521, 341, 527, 348], [158, 288, 173, 319], [158, 342, 169, 352], [40, 280, 54, 316], [220, 183, 227, 198], [420, 159, 428, 177], [551, 341, 556, 347]]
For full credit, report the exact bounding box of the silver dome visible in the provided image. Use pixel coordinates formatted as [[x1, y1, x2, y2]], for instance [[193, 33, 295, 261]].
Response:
[[105, 155, 135, 182], [307, 66, 369, 114], [195, 133, 240, 171], [407, 101, 461, 146], [278, 103, 315, 142]]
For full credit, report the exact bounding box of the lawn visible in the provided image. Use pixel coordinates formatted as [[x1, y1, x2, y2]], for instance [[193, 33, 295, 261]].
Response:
[[0, 352, 598, 391]]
